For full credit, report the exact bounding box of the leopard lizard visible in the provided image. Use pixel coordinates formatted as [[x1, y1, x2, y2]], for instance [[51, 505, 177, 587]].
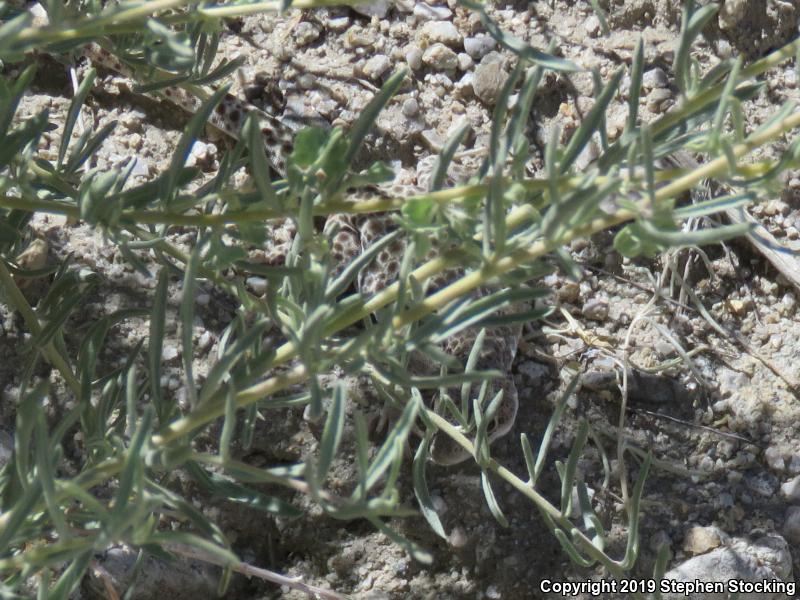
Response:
[[35, 28, 524, 466]]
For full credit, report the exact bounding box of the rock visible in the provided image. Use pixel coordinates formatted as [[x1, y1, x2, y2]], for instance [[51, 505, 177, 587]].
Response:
[[82, 544, 220, 600], [785, 68, 797, 89], [401, 97, 419, 117], [186, 141, 217, 169], [448, 525, 468, 548], [405, 45, 423, 70], [463, 35, 495, 59], [642, 67, 669, 90], [454, 72, 473, 98], [325, 15, 350, 32], [457, 52, 473, 71], [422, 43, 458, 71], [784, 506, 800, 544], [582, 298, 609, 321], [646, 87, 673, 113], [683, 526, 724, 555], [662, 533, 793, 600], [790, 454, 800, 474], [394, 0, 415, 12], [781, 474, 800, 502], [351, 0, 390, 18], [716, 38, 733, 59], [584, 14, 601, 37], [765, 446, 786, 472], [420, 20, 462, 47], [294, 21, 321, 45], [472, 52, 506, 105], [363, 54, 391, 80], [719, 0, 748, 30], [413, 3, 451, 21], [746, 472, 778, 498], [246, 276, 268, 295]]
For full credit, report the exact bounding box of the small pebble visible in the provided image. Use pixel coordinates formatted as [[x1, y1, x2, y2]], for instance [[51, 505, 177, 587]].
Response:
[[780, 475, 800, 502], [472, 52, 506, 105], [405, 45, 423, 70], [582, 298, 609, 321], [643, 67, 669, 90], [246, 276, 268, 295], [463, 35, 495, 59], [420, 20, 462, 47], [454, 72, 474, 98], [716, 38, 732, 59], [646, 87, 673, 113], [718, 0, 747, 30], [448, 526, 468, 548], [765, 446, 786, 472], [683, 526, 722, 555], [362, 54, 391, 80], [457, 52, 473, 71], [325, 15, 350, 32], [413, 3, 452, 20], [294, 21, 321, 45], [583, 14, 601, 37], [402, 97, 420, 117], [351, 0, 390, 18], [422, 43, 458, 71]]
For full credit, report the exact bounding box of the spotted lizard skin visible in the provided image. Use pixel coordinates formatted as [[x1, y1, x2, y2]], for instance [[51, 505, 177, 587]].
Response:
[[82, 38, 521, 465]]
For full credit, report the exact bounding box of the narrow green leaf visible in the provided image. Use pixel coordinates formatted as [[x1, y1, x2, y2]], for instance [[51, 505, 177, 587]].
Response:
[[181, 236, 205, 409], [429, 122, 471, 192], [577, 481, 604, 550], [316, 383, 346, 484], [57, 68, 95, 168], [163, 84, 231, 203], [47, 549, 93, 600], [150, 269, 168, 422], [560, 68, 623, 173], [460, 328, 486, 415], [64, 118, 115, 173], [552, 525, 594, 568], [619, 452, 652, 570], [533, 376, 578, 485], [112, 408, 153, 523], [149, 532, 239, 566], [412, 432, 447, 539], [626, 39, 645, 135], [709, 55, 743, 149], [364, 390, 421, 491], [480, 471, 509, 527], [560, 419, 589, 515], [219, 385, 237, 462], [675, 2, 719, 94], [342, 69, 407, 173], [34, 409, 69, 539], [244, 112, 278, 206]]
